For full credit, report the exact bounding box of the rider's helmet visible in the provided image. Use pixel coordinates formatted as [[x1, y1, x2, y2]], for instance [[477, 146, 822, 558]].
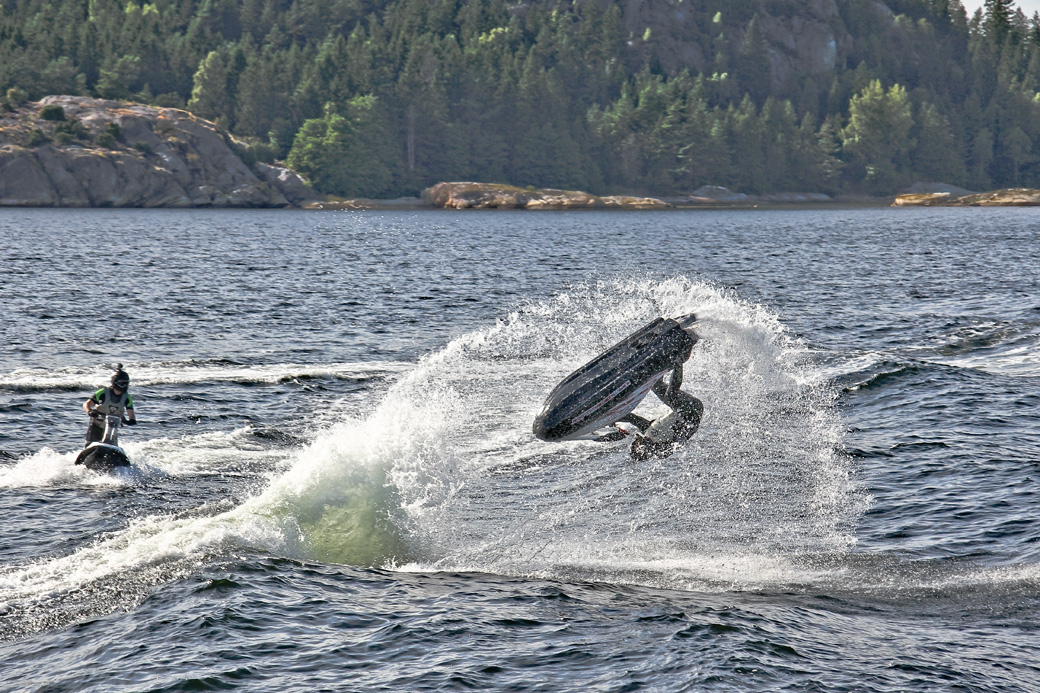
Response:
[[111, 365, 130, 390]]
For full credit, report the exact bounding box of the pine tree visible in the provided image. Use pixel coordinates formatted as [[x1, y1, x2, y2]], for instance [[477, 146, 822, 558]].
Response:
[[842, 80, 915, 192], [187, 50, 231, 123]]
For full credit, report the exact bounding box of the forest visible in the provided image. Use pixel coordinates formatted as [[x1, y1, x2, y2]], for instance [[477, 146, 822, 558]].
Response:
[[2, 0, 1040, 198]]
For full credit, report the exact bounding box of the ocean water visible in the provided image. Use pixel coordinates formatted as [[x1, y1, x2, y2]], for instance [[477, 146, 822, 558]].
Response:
[[0, 207, 1038, 691]]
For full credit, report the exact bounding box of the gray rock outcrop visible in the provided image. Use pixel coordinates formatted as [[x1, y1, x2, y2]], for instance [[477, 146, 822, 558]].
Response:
[[0, 96, 317, 208], [622, 0, 848, 89]]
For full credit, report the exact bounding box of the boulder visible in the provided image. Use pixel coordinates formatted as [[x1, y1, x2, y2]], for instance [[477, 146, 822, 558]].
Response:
[[951, 189, 1040, 206], [600, 195, 671, 209], [692, 185, 747, 202], [892, 192, 953, 207]]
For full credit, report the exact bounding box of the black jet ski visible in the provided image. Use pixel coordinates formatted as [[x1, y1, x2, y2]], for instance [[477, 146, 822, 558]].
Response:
[[533, 313, 699, 442], [75, 413, 131, 471]]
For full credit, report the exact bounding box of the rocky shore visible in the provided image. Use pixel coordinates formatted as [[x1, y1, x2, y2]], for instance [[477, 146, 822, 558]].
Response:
[[310, 183, 844, 210], [0, 96, 316, 207], [4, 98, 1033, 211], [892, 188, 1040, 206]]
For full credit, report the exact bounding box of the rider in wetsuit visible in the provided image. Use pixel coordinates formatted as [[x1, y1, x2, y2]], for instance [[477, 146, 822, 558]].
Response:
[[595, 336, 703, 460], [82, 365, 136, 445]]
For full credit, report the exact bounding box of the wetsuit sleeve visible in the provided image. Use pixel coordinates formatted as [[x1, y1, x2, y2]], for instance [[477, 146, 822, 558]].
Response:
[[126, 395, 134, 409], [93, 388, 105, 403]]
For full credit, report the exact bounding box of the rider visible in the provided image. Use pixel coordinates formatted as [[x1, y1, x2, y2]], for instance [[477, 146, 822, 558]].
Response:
[[595, 338, 703, 460], [83, 364, 137, 445]]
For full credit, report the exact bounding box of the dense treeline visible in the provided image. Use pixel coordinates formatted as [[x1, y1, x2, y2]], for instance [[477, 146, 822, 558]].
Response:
[[2, 0, 1040, 197]]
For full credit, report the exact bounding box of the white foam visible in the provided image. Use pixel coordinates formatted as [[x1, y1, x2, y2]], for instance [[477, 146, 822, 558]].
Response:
[[376, 277, 863, 585], [938, 339, 1040, 377], [0, 360, 411, 391], [0, 428, 289, 489]]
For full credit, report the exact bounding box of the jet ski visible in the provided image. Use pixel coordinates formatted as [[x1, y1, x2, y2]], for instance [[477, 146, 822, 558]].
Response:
[[533, 313, 700, 442], [75, 413, 131, 471]]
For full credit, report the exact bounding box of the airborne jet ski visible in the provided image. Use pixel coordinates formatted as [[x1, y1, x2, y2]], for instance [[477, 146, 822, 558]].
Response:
[[75, 413, 131, 471], [533, 313, 699, 442]]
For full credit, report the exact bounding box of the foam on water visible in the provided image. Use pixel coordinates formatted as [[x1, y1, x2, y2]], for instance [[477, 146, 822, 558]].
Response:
[[0, 428, 289, 489], [0, 360, 410, 391]]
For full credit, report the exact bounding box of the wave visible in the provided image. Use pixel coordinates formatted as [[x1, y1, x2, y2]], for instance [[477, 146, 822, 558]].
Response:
[[0, 359, 411, 392]]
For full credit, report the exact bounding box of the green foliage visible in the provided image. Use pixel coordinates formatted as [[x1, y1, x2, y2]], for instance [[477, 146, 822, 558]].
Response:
[[96, 56, 142, 100], [187, 51, 231, 123], [39, 104, 66, 121], [843, 80, 915, 192], [287, 97, 395, 198], [4, 0, 1040, 195], [6, 86, 27, 106], [236, 138, 280, 166], [27, 128, 49, 146], [53, 117, 88, 143], [94, 122, 122, 148], [95, 131, 117, 148]]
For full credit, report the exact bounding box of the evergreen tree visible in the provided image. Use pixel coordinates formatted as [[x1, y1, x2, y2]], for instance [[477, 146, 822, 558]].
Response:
[[187, 50, 231, 123], [286, 97, 396, 198], [842, 80, 915, 192], [912, 101, 967, 182]]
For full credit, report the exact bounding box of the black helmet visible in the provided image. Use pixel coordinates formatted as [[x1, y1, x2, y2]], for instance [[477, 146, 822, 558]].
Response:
[[111, 364, 130, 389]]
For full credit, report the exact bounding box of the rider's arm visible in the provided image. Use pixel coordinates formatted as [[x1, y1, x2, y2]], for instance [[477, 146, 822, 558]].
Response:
[[83, 389, 103, 414]]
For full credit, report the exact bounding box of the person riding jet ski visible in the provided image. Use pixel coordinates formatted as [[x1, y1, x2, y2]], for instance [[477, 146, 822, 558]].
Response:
[[82, 364, 136, 446]]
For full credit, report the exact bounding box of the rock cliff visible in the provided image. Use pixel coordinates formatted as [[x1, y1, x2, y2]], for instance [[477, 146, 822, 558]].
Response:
[[625, 0, 849, 88], [0, 96, 317, 208]]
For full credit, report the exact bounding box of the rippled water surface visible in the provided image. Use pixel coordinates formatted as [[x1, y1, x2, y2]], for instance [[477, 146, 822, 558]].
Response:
[[1, 207, 1038, 691]]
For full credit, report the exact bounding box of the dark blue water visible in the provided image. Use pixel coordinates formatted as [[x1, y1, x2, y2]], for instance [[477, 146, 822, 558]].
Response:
[[1, 208, 1038, 691]]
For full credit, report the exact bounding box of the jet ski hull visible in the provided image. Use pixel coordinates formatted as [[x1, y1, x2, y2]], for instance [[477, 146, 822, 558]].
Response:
[[533, 313, 698, 442], [75, 442, 130, 471]]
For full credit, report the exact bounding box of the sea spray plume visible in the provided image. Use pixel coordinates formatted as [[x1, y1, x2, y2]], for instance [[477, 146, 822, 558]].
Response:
[[251, 377, 467, 566], [390, 277, 863, 590]]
